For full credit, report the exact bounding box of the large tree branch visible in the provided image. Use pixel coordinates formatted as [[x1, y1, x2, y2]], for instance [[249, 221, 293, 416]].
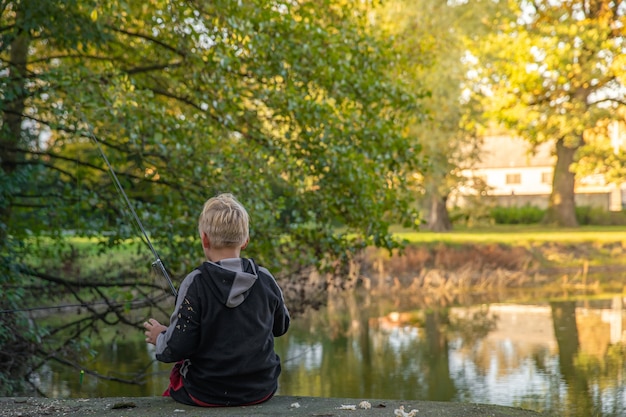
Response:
[[148, 86, 204, 111], [2, 145, 174, 187], [125, 61, 185, 75], [17, 265, 169, 292], [28, 53, 185, 76], [28, 53, 119, 65], [5, 147, 172, 187], [26, 317, 96, 373], [105, 25, 189, 57], [13, 111, 172, 165]]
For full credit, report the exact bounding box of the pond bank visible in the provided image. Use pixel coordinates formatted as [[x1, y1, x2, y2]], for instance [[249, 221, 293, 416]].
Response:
[[281, 240, 626, 314], [0, 396, 550, 416]]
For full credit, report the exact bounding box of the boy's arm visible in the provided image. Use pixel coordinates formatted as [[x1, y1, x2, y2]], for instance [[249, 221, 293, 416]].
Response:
[[258, 265, 290, 336], [273, 300, 290, 337], [153, 272, 203, 362], [269, 272, 290, 336]]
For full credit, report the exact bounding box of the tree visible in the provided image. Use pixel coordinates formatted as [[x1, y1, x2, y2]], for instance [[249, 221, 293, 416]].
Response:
[[377, 0, 486, 232], [0, 0, 424, 394], [468, 0, 626, 226]]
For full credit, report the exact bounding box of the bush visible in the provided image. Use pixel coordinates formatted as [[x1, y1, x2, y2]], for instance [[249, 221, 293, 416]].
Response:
[[490, 205, 545, 224], [576, 206, 626, 226], [453, 203, 626, 226], [488, 205, 626, 226]]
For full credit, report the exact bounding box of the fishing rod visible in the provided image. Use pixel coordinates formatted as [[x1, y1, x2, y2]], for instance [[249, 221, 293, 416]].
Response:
[[78, 111, 178, 298]]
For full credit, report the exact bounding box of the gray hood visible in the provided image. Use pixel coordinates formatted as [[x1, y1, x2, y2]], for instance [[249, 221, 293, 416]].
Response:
[[203, 258, 258, 308]]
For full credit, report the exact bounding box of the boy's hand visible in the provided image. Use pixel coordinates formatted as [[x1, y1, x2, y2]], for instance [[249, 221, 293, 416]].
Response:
[[144, 318, 167, 345]]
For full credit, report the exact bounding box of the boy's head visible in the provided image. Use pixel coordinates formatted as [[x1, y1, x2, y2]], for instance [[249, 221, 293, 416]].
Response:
[[198, 193, 249, 249]]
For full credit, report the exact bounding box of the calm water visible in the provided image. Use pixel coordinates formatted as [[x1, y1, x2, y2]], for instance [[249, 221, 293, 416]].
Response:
[[33, 289, 626, 417]]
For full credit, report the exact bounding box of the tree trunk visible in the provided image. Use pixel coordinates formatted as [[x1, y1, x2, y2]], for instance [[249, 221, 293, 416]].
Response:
[[0, 18, 30, 245], [425, 310, 456, 401], [543, 138, 578, 227], [425, 193, 452, 232], [551, 300, 593, 415]]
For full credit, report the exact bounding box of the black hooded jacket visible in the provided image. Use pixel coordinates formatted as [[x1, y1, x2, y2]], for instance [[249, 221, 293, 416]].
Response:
[[155, 257, 290, 405]]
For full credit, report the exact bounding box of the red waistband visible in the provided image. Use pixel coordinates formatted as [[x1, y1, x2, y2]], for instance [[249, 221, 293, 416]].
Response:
[[189, 389, 275, 407]]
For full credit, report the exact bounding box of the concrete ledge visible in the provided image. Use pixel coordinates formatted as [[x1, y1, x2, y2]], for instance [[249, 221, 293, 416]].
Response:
[[0, 396, 550, 416]]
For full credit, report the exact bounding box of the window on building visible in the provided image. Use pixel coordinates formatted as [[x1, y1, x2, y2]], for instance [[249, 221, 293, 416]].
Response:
[[541, 171, 552, 184], [505, 173, 521, 185]]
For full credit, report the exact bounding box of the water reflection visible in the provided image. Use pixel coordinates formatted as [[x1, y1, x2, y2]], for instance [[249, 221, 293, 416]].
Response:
[[274, 292, 626, 417], [35, 291, 626, 417], [33, 334, 172, 398]]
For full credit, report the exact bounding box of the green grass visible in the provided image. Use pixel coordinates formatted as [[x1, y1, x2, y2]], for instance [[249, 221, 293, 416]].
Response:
[[24, 236, 150, 276], [391, 225, 626, 245]]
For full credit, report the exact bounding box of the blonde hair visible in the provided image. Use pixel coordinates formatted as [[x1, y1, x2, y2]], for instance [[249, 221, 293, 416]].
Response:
[[198, 193, 249, 248]]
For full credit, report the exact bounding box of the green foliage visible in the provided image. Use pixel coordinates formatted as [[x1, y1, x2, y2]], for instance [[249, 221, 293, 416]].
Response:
[[575, 206, 626, 226], [490, 205, 545, 225], [1, 0, 423, 275], [454, 204, 626, 226], [449, 203, 626, 227]]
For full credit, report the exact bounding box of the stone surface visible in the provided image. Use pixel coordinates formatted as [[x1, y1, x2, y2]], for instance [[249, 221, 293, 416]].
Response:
[[0, 396, 553, 417]]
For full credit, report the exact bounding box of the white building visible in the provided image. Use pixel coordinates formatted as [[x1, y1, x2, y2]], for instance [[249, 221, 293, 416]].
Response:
[[456, 135, 625, 211]]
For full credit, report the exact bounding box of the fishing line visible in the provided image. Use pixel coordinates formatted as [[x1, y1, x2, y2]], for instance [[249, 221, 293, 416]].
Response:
[[77, 111, 178, 297]]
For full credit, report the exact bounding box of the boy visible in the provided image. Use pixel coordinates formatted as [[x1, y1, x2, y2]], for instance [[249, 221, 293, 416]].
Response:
[[143, 193, 290, 406]]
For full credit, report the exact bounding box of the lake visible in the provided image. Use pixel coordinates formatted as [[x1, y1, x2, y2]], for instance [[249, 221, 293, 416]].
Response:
[[31, 287, 626, 417]]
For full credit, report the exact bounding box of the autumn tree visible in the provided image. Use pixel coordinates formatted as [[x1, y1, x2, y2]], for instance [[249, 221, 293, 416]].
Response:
[[468, 0, 626, 226]]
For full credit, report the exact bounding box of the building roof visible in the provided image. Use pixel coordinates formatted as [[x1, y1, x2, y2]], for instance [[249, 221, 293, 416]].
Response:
[[475, 135, 555, 169]]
